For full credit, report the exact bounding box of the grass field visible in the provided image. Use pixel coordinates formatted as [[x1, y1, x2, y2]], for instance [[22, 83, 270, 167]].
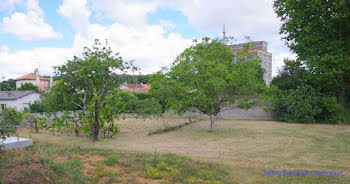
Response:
[[1, 117, 349, 183]]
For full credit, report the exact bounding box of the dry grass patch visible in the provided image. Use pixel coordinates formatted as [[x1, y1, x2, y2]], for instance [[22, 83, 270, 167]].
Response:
[[16, 117, 350, 178]]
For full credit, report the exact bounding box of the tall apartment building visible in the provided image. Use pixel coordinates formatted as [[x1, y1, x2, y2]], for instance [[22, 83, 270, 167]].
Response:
[[228, 41, 272, 85]]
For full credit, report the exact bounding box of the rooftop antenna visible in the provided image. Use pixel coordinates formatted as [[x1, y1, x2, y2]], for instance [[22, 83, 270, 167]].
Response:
[[222, 24, 226, 39]]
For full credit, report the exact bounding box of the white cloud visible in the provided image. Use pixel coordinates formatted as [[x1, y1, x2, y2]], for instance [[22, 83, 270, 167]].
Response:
[[1, 0, 62, 40], [2, 0, 294, 79], [57, 0, 90, 34], [0, 46, 73, 79], [91, 0, 158, 25], [87, 0, 292, 76], [0, 0, 23, 13]]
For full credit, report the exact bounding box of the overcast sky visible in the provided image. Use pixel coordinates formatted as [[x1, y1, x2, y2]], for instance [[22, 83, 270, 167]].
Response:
[[0, 0, 295, 80]]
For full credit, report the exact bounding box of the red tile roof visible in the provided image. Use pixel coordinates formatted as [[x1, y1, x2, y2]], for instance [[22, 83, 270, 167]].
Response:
[[14, 73, 49, 81], [121, 83, 151, 93], [36, 83, 49, 91]]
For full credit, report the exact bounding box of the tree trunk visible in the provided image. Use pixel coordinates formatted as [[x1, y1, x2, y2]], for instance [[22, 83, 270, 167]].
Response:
[[339, 89, 347, 110], [92, 122, 99, 141], [210, 114, 215, 132], [92, 102, 100, 141], [34, 121, 38, 133]]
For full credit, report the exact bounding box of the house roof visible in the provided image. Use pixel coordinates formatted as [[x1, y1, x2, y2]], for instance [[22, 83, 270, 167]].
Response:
[[14, 73, 49, 81], [0, 90, 38, 100], [120, 83, 151, 93], [37, 83, 49, 91]]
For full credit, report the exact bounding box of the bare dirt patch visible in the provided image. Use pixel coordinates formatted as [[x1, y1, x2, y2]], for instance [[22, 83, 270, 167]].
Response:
[[0, 150, 51, 184], [53, 152, 161, 184]]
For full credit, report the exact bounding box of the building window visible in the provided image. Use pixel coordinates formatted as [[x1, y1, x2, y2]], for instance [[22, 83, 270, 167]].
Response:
[[1, 104, 6, 110]]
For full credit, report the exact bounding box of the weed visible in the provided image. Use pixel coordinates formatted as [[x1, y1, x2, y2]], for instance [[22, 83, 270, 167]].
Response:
[[151, 149, 159, 167], [146, 167, 164, 179], [104, 154, 120, 166], [106, 173, 116, 183]]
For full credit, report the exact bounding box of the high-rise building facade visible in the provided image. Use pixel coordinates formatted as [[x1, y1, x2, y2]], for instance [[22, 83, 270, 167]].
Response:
[[228, 41, 272, 85]]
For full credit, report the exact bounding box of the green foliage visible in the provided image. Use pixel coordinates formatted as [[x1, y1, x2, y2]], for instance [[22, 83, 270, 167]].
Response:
[[0, 79, 16, 91], [104, 154, 120, 166], [149, 71, 171, 112], [115, 92, 162, 117], [270, 59, 312, 90], [23, 113, 46, 133], [274, 0, 350, 108], [270, 59, 341, 123], [53, 39, 132, 141], [45, 39, 161, 141], [0, 108, 22, 140], [273, 85, 321, 123], [17, 83, 39, 92], [41, 81, 80, 112], [152, 37, 265, 131], [28, 100, 44, 113]]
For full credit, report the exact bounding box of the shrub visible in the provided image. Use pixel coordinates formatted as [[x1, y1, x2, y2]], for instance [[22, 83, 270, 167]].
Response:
[[146, 167, 164, 179], [272, 85, 341, 123], [273, 85, 321, 123], [0, 108, 23, 140], [104, 154, 120, 166]]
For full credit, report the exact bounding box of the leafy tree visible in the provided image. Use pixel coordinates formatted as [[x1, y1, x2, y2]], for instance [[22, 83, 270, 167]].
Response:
[[156, 37, 265, 131], [23, 113, 46, 133], [0, 79, 16, 91], [17, 83, 39, 92], [270, 59, 341, 123], [0, 108, 23, 140], [54, 39, 131, 141], [52, 39, 161, 141], [274, 0, 350, 107], [41, 81, 81, 112], [149, 70, 171, 113], [28, 100, 44, 113]]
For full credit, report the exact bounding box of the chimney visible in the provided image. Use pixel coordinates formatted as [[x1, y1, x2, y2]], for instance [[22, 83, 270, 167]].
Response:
[[49, 77, 53, 88], [34, 68, 40, 85]]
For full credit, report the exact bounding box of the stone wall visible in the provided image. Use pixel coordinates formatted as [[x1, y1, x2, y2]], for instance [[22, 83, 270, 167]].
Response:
[[165, 105, 273, 120], [32, 105, 273, 121]]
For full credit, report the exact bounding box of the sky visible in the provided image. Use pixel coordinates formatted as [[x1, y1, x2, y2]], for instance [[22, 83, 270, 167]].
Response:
[[0, 0, 295, 80]]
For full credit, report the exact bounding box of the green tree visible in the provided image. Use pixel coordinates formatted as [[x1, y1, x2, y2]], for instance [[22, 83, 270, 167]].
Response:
[[17, 83, 39, 92], [0, 79, 16, 91], [156, 37, 265, 131], [149, 70, 171, 113], [54, 39, 131, 141], [0, 108, 23, 140], [274, 0, 350, 107], [270, 59, 341, 123]]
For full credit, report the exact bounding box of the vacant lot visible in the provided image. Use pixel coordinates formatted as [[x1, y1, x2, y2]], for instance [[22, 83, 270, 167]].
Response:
[[16, 117, 350, 181]]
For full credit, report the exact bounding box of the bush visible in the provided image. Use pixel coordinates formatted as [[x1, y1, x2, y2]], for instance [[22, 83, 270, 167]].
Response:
[[0, 108, 23, 140], [17, 83, 39, 92], [273, 85, 321, 123], [28, 101, 45, 113], [272, 85, 341, 123], [104, 154, 120, 166]]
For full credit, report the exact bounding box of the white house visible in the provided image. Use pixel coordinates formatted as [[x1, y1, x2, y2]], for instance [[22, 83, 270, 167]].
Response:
[[14, 68, 53, 91], [0, 90, 40, 111]]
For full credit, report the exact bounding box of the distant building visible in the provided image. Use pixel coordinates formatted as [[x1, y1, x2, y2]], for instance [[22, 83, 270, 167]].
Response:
[[0, 90, 40, 111], [14, 68, 53, 91], [228, 41, 272, 85], [120, 83, 151, 93]]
